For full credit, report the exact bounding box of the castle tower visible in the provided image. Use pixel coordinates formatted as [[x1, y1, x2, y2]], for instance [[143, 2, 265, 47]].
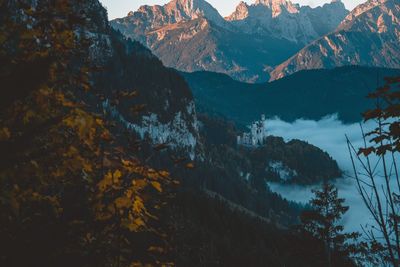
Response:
[[237, 114, 268, 147]]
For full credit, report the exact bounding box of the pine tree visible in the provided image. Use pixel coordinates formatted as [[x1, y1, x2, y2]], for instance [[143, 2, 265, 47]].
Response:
[[300, 182, 360, 267]]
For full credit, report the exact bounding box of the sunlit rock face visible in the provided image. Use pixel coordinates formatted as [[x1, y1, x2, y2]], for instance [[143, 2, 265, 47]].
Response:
[[226, 0, 348, 45], [111, 0, 348, 83], [270, 0, 400, 81]]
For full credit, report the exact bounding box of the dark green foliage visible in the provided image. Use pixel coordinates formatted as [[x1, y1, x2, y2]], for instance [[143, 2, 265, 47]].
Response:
[[300, 183, 361, 266], [172, 114, 341, 230], [94, 29, 195, 125], [136, 113, 303, 226], [246, 136, 342, 184], [198, 114, 239, 147], [199, 114, 341, 185], [167, 188, 357, 267], [182, 66, 400, 125], [0, 1, 363, 266]]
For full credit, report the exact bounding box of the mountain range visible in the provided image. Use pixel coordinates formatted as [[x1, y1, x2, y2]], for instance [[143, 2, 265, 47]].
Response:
[[1, 0, 375, 265], [111, 0, 348, 82], [270, 0, 400, 80], [111, 0, 400, 83]]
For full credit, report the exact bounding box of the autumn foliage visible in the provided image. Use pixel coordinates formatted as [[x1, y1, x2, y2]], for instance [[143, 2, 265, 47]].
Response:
[[0, 1, 174, 266]]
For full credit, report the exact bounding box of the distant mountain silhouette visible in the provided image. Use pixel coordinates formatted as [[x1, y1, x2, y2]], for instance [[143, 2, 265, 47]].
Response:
[[182, 66, 400, 125]]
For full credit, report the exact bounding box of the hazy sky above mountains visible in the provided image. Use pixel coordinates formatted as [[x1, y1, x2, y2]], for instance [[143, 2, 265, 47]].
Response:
[[100, 0, 364, 20]]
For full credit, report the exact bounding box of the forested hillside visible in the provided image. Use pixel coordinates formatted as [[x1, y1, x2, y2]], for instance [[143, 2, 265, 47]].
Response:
[[0, 1, 357, 266], [183, 66, 400, 124]]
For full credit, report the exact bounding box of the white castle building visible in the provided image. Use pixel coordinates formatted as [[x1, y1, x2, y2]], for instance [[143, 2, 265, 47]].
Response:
[[237, 115, 268, 147]]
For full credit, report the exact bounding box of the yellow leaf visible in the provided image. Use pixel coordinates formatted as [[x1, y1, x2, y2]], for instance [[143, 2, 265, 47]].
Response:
[[115, 196, 131, 209], [151, 181, 162, 192], [97, 171, 113, 192], [95, 118, 103, 125], [127, 217, 145, 232], [55, 92, 75, 107], [132, 179, 147, 190], [83, 161, 93, 172], [186, 163, 195, 169], [148, 246, 164, 253], [122, 159, 131, 166], [133, 197, 145, 213], [125, 189, 134, 198], [130, 262, 145, 267], [114, 169, 122, 180], [159, 170, 170, 177]]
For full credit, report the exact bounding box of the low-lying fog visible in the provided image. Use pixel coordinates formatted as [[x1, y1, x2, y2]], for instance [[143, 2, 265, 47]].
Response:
[[265, 114, 397, 234]]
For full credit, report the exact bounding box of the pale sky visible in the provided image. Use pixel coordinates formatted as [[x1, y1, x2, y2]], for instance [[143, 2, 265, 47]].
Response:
[[99, 0, 365, 20]]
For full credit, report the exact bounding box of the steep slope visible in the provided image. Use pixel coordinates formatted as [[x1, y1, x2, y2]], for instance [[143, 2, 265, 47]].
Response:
[[182, 66, 400, 124], [0, 0, 202, 265], [145, 17, 302, 83], [4, 0, 202, 156], [226, 0, 348, 45], [111, 0, 347, 83], [168, 189, 356, 267], [95, 34, 201, 159], [111, 0, 228, 43], [270, 0, 400, 80], [50, 1, 201, 159], [0, 1, 360, 266]]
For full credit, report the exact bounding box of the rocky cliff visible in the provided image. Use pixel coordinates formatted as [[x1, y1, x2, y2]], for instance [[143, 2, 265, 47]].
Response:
[[111, 0, 348, 83], [270, 0, 400, 80]]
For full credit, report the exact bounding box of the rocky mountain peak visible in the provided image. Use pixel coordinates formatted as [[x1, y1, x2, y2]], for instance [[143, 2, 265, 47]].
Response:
[[270, 0, 400, 81], [227, 0, 302, 21], [112, 0, 349, 83], [255, 0, 300, 16], [226, 0, 347, 45], [163, 0, 226, 26], [338, 0, 391, 30], [225, 1, 250, 21]]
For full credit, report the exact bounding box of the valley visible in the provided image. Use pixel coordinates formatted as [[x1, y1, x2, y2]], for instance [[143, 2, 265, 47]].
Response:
[[1, 0, 400, 266]]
